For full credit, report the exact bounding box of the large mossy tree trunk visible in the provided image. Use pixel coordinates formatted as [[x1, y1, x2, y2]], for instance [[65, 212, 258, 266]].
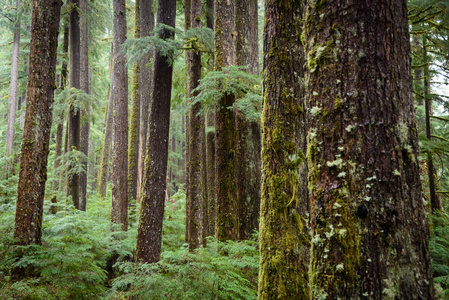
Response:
[[187, 0, 204, 252], [79, 0, 90, 211], [234, 0, 261, 241], [12, 0, 62, 278], [68, 0, 81, 209], [304, 0, 435, 298], [136, 0, 176, 263], [128, 0, 140, 204], [214, 0, 238, 242], [137, 0, 155, 202], [111, 0, 128, 231], [257, 0, 308, 298]]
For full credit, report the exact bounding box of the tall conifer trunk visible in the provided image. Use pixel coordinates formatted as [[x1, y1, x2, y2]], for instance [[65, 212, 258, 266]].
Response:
[[137, 0, 155, 202], [98, 85, 113, 197], [304, 0, 434, 298], [128, 0, 141, 204], [234, 0, 261, 240], [6, 0, 21, 162], [214, 0, 238, 242], [136, 0, 176, 263], [12, 0, 62, 278], [111, 0, 128, 230], [79, 0, 89, 211], [68, 0, 81, 209], [187, 0, 204, 251], [258, 0, 308, 298]]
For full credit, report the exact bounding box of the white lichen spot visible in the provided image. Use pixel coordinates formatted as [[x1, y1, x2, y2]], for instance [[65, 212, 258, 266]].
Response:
[[310, 106, 322, 117], [338, 146, 344, 151], [313, 91, 319, 96], [311, 234, 323, 245], [325, 225, 335, 239], [366, 175, 377, 181], [337, 172, 346, 178], [367, 258, 372, 262], [336, 263, 344, 271], [345, 125, 355, 132], [393, 169, 400, 176], [364, 196, 371, 202], [338, 228, 347, 237], [333, 202, 342, 209], [327, 158, 344, 168]]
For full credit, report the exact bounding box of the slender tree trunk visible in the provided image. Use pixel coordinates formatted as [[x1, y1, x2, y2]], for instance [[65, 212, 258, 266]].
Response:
[[187, 0, 204, 251], [423, 37, 440, 213], [205, 0, 215, 237], [12, 0, 62, 279], [128, 0, 140, 204], [137, 0, 155, 202], [413, 35, 424, 106], [136, 0, 176, 263], [111, 0, 128, 231], [234, 0, 261, 240], [68, 0, 81, 209], [214, 0, 238, 242], [79, 0, 89, 211], [6, 0, 21, 160], [184, 0, 191, 245], [304, 0, 434, 298], [258, 0, 308, 298], [98, 86, 113, 197]]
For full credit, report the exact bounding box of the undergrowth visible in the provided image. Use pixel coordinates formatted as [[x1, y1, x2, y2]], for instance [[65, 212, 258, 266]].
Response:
[[0, 190, 260, 299]]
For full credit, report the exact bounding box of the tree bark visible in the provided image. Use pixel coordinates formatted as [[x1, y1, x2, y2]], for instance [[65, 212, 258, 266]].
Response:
[[187, 0, 204, 252], [423, 37, 440, 213], [128, 0, 140, 204], [234, 0, 261, 240], [205, 0, 215, 237], [12, 0, 62, 278], [6, 0, 21, 160], [214, 0, 238, 242], [136, 0, 176, 263], [98, 85, 113, 198], [184, 0, 191, 245], [258, 0, 308, 298], [79, 0, 89, 211], [137, 0, 155, 202], [304, 0, 435, 298], [68, 0, 81, 209], [111, 0, 128, 231]]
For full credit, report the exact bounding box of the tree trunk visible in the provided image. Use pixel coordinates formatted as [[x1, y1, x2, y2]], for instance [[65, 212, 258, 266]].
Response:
[[98, 85, 113, 198], [12, 0, 62, 278], [111, 0, 128, 231], [258, 0, 308, 298], [304, 0, 435, 298], [6, 0, 21, 160], [136, 0, 176, 263], [187, 0, 204, 252], [128, 0, 140, 204], [423, 37, 440, 213], [68, 0, 81, 209], [234, 0, 261, 240], [79, 0, 89, 211], [137, 0, 155, 203], [214, 0, 238, 242], [205, 0, 215, 237], [184, 0, 191, 245]]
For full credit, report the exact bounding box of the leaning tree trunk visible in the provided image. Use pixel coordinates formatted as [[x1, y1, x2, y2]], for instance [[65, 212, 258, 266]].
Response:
[[136, 0, 155, 202], [111, 0, 128, 231], [234, 0, 261, 240], [136, 0, 176, 263], [12, 0, 62, 278], [68, 0, 81, 209], [128, 0, 140, 204], [187, 0, 204, 252], [257, 0, 308, 298], [214, 0, 238, 242], [79, 0, 90, 211], [6, 0, 21, 162], [304, 0, 434, 298]]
